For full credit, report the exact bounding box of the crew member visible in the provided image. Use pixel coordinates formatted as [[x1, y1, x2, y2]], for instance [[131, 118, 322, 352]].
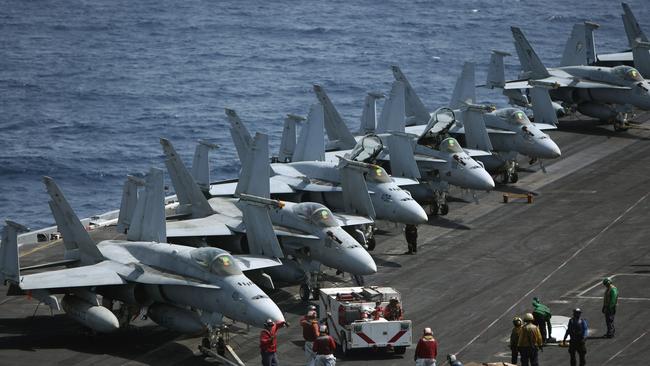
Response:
[[517, 313, 543, 366], [563, 308, 588, 366], [404, 224, 418, 255], [447, 354, 463, 366], [313, 324, 336, 366], [383, 298, 404, 321], [301, 310, 320, 365], [532, 297, 552, 342], [414, 327, 438, 366], [510, 316, 523, 365], [371, 301, 384, 320], [259, 319, 288, 366], [602, 277, 618, 338]]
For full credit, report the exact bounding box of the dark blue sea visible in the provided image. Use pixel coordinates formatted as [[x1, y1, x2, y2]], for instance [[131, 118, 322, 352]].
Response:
[[1, 0, 647, 229]]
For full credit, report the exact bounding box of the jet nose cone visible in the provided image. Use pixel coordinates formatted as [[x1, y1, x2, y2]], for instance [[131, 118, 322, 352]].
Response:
[[469, 168, 495, 191], [251, 298, 285, 327], [537, 138, 561, 159], [341, 247, 377, 275], [399, 202, 429, 224]]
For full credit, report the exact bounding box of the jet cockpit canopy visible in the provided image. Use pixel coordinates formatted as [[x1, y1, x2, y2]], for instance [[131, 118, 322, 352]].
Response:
[[293, 202, 337, 227], [190, 247, 242, 276]]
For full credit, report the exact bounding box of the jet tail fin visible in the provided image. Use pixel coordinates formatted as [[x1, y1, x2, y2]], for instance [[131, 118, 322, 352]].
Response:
[[359, 92, 384, 135], [391, 65, 430, 125], [225, 109, 254, 162], [622, 3, 648, 46], [486, 50, 511, 89], [461, 106, 493, 151], [43, 177, 104, 264], [237, 194, 284, 259], [117, 175, 145, 234], [511, 27, 550, 79], [0, 221, 28, 284], [449, 62, 476, 110], [337, 157, 376, 219], [127, 168, 167, 243], [192, 140, 218, 192], [561, 22, 599, 66], [313, 84, 357, 149], [631, 40, 650, 78], [278, 114, 305, 162], [385, 133, 421, 179], [529, 87, 558, 126], [293, 103, 326, 162], [160, 138, 214, 218], [377, 81, 406, 133], [235, 133, 271, 198]]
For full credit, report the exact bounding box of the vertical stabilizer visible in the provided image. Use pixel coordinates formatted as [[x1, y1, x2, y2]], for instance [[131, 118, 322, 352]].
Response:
[[449, 62, 476, 110], [377, 81, 406, 133], [192, 140, 218, 192], [117, 175, 145, 234], [293, 103, 326, 162], [622, 3, 648, 47], [391, 65, 430, 125], [225, 109, 254, 162], [511, 27, 550, 79], [359, 92, 384, 134], [0, 221, 28, 283], [235, 133, 271, 198], [337, 158, 376, 219], [160, 138, 214, 218], [385, 133, 421, 179], [486, 50, 511, 89], [561, 22, 599, 66], [313, 84, 357, 149], [631, 40, 650, 78], [278, 114, 305, 162], [127, 168, 167, 243], [43, 177, 104, 264], [529, 87, 558, 126], [461, 108, 493, 151], [238, 197, 284, 258]]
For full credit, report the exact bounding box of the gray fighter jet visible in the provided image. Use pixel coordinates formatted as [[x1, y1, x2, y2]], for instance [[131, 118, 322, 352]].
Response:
[[158, 134, 376, 301], [0, 170, 284, 334], [561, 4, 650, 78], [313, 83, 494, 215], [215, 107, 429, 227], [500, 26, 650, 130]]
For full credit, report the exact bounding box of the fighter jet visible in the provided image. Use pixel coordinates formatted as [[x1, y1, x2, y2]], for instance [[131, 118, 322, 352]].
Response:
[[158, 134, 376, 301], [445, 62, 561, 183], [561, 4, 650, 78], [0, 169, 285, 334], [214, 107, 429, 228], [500, 26, 650, 131], [313, 83, 495, 215]]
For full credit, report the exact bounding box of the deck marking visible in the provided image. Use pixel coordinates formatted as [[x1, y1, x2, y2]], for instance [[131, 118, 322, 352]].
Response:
[[602, 331, 647, 365], [453, 191, 649, 359], [19, 239, 61, 258]]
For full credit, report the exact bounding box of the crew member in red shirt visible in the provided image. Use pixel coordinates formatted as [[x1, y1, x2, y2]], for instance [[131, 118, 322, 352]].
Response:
[[414, 327, 438, 366], [260, 318, 288, 366], [313, 324, 337, 366], [301, 310, 320, 365], [371, 301, 384, 320]]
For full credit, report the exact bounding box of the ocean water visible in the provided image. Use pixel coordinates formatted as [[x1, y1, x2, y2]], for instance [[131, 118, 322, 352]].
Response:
[[1, 0, 647, 229]]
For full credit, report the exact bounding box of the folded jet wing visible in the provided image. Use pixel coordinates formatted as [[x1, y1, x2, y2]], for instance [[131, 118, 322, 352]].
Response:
[[504, 77, 631, 90]]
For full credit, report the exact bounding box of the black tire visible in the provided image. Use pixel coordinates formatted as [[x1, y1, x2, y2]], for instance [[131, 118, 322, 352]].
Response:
[[394, 346, 407, 355], [502, 172, 510, 184], [340, 331, 351, 356], [367, 237, 376, 251], [614, 124, 628, 132], [299, 284, 311, 302], [510, 172, 519, 183], [440, 203, 449, 216]]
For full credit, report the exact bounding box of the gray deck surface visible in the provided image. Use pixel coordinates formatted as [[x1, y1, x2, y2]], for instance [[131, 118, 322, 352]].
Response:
[[1, 115, 649, 365]]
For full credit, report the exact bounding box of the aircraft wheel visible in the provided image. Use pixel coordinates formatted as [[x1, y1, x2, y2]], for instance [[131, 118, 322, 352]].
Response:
[[366, 237, 376, 251], [614, 124, 628, 132], [502, 172, 511, 184], [312, 287, 319, 300], [440, 204, 449, 216], [510, 172, 519, 183], [299, 284, 311, 302], [340, 332, 351, 356], [394, 346, 407, 355], [429, 203, 439, 216]]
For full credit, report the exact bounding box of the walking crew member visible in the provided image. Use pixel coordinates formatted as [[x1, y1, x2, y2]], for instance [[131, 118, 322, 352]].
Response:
[[563, 308, 588, 366], [414, 327, 438, 366], [383, 298, 404, 321], [510, 316, 523, 365], [602, 277, 618, 338], [518, 313, 543, 366], [404, 224, 418, 255], [313, 324, 336, 366], [259, 319, 288, 366], [301, 310, 320, 365], [532, 297, 552, 342]]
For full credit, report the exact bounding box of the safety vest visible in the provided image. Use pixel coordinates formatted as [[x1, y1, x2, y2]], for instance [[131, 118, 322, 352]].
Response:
[[313, 335, 336, 355]]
